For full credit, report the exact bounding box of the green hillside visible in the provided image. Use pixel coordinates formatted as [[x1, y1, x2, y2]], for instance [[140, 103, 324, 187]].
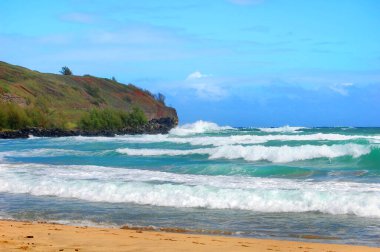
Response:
[[0, 61, 177, 129]]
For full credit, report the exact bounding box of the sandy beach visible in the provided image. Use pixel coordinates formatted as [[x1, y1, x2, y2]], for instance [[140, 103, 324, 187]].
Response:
[[0, 220, 379, 252]]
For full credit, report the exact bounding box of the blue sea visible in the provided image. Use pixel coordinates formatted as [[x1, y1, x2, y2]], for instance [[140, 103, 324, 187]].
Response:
[[1, 121, 380, 246]]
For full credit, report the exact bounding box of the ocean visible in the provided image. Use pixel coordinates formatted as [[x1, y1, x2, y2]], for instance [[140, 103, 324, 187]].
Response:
[[1, 121, 380, 246]]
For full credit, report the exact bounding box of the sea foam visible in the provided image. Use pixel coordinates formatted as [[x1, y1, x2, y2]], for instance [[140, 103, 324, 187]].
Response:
[[117, 143, 372, 163], [1, 163, 380, 217], [0, 148, 91, 161], [64, 133, 380, 147]]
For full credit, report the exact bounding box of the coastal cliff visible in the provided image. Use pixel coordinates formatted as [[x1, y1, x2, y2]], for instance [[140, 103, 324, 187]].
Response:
[[0, 61, 178, 137]]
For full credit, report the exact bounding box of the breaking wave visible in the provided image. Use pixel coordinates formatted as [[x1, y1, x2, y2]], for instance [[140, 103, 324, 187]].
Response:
[[257, 125, 306, 133], [117, 144, 372, 163], [63, 133, 380, 147], [169, 120, 233, 136], [0, 163, 379, 217]]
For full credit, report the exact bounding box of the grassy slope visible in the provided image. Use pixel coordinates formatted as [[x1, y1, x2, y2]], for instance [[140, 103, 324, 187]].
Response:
[[0, 61, 177, 126]]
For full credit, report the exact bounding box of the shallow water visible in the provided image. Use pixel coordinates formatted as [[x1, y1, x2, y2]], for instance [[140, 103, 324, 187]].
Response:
[[1, 121, 380, 246]]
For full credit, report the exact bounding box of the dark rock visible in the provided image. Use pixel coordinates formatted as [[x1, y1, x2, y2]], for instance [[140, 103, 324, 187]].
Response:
[[0, 117, 177, 139]]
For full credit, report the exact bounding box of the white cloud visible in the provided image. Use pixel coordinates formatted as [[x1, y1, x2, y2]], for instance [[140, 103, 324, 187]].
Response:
[[186, 71, 210, 80], [329, 82, 354, 96], [185, 71, 227, 100], [342, 82, 354, 87]]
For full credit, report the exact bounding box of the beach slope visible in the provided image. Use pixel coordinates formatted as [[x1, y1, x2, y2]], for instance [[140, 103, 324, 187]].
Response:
[[0, 220, 379, 252]]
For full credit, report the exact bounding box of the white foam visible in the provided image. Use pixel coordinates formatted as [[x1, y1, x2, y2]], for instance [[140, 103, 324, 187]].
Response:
[[0, 148, 91, 161], [208, 144, 371, 163], [169, 120, 233, 136], [63, 133, 380, 147], [117, 144, 372, 163], [0, 163, 380, 217], [257, 125, 306, 133], [116, 148, 211, 156]]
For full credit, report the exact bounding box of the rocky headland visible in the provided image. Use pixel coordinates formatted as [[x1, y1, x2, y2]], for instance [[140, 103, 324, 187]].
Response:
[[0, 117, 177, 139]]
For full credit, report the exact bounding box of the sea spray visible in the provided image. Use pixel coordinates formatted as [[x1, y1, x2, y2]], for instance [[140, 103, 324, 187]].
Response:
[[169, 120, 234, 136]]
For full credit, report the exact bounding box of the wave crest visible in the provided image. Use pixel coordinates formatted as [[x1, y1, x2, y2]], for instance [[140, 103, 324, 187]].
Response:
[[1, 163, 380, 217], [169, 120, 233, 136], [257, 125, 306, 133], [63, 133, 380, 147], [117, 144, 372, 163]]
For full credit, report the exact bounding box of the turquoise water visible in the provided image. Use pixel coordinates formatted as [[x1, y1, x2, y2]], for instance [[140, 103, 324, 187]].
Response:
[[1, 121, 380, 246]]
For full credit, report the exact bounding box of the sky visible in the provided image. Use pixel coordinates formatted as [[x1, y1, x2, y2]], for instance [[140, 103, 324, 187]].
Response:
[[1, 0, 379, 126]]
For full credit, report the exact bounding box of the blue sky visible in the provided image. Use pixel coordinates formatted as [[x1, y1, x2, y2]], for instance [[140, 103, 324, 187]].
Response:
[[1, 0, 379, 126]]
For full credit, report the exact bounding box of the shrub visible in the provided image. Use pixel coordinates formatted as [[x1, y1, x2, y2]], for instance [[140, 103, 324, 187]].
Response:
[[79, 107, 147, 131], [0, 102, 55, 130], [79, 109, 121, 131], [85, 85, 101, 98], [64, 122, 77, 130], [3, 103, 31, 129], [42, 110, 66, 129], [125, 107, 147, 127], [60, 66, 73, 75], [25, 107, 47, 127], [0, 102, 148, 131], [35, 97, 50, 113], [0, 83, 10, 94]]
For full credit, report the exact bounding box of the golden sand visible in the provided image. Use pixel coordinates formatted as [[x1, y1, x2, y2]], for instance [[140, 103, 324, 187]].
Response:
[[0, 220, 379, 252]]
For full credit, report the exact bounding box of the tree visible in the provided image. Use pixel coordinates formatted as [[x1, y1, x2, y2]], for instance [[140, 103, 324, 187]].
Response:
[[154, 93, 165, 104], [111, 76, 117, 82], [60, 66, 73, 75]]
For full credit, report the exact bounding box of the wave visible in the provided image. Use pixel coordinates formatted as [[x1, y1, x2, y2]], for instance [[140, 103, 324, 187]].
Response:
[[116, 148, 211, 156], [257, 125, 306, 133], [117, 144, 372, 163], [169, 120, 233, 136], [64, 133, 380, 147], [1, 163, 380, 217], [0, 148, 91, 161]]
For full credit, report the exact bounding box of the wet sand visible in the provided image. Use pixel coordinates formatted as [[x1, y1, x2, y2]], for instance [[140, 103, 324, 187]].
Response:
[[0, 220, 379, 252]]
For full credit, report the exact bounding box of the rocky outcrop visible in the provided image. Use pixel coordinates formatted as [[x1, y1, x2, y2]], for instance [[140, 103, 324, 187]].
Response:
[[0, 117, 177, 139]]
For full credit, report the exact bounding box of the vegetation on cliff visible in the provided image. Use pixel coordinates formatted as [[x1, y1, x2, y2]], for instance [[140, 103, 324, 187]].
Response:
[[0, 61, 178, 131], [0, 102, 62, 130], [78, 107, 147, 131], [0, 102, 148, 131]]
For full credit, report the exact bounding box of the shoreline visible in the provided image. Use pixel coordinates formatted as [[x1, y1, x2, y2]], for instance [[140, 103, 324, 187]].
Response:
[[0, 220, 379, 252], [0, 117, 177, 139]]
